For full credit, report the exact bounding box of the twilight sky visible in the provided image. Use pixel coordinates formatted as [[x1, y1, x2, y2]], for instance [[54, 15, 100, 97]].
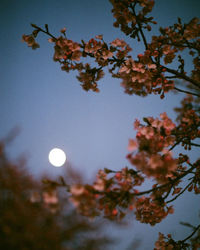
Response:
[[1, 0, 200, 249]]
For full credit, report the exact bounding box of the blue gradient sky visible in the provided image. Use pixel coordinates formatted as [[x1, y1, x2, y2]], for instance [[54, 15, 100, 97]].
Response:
[[1, 0, 200, 249]]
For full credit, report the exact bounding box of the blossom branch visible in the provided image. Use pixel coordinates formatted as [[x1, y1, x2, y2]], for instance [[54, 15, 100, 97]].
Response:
[[164, 66, 200, 89], [31, 23, 57, 40], [131, 162, 196, 198], [95, 163, 196, 203], [130, 4, 148, 50], [166, 180, 193, 204]]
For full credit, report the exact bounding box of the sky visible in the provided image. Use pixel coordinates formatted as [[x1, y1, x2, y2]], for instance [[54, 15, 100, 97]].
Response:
[[0, 0, 200, 249]]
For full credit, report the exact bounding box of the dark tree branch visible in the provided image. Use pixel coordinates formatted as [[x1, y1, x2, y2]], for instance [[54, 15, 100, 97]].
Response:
[[174, 87, 200, 97], [169, 140, 181, 151], [163, 41, 199, 52], [164, 66, 200, 89], [124, 163, 196, 198], [31, 23, 57, 40], [130, 6, 148, 50], [190, 142, 200, 147], [181, 223, 200, 244], [166, 181, 193, 204]]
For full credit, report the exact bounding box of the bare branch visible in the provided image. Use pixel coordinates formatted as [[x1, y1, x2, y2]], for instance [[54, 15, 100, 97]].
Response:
[[174, 87, 200, 97], [181, 223, 200, 244]]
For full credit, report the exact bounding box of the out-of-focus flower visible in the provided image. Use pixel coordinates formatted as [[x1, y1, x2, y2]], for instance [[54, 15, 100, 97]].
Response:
[[70, 184, 85, 196], [43, 190, 58, 204], [22, 34, 40, 49], [30, 191, 41, 203]]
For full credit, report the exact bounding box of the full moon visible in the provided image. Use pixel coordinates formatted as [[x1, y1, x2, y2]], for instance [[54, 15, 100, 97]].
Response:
[[48, 148, 66, 167]]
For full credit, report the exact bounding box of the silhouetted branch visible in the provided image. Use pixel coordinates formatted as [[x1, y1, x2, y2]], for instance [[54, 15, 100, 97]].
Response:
[[166, 181, 193, 204], [164, 66, 200, 89], [181, 223, 200, 243], [31, 23, 57, 40], [174, 87, 200, 97]]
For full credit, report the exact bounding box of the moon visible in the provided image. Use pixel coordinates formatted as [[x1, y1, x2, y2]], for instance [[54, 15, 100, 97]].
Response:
[[48, 148, 66, 167]]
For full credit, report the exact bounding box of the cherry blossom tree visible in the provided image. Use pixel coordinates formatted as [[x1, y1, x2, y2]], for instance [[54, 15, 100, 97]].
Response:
[[0, 140, 114, 250], [22, 0, 200, 248]]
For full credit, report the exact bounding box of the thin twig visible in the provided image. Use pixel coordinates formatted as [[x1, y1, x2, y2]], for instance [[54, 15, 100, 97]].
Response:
[[169, 140, 181, 151], [190, 142, 200, 147], [113, 163, 195, 199], [31, 23, 57, 40], [181, 223, 200, 243], [130, 6, 148, 50], [166, 181, 193, 204], [174, 87, 200, 97]]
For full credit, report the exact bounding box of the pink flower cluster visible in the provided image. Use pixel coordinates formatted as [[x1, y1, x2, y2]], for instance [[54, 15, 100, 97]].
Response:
[[118, 52, 174, 97], [175, 95, 200, 150], [110, 0, 155, 36], [22, 34, 40, 49], [135, 196, 174, 225], [50, 36, 82, 62], [127, 113, 177, 183]]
